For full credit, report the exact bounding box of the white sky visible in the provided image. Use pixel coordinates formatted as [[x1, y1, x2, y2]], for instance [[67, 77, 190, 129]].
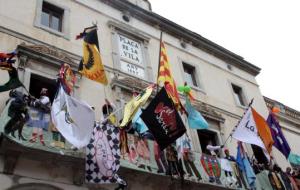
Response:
[[150, 0, 300, 111]]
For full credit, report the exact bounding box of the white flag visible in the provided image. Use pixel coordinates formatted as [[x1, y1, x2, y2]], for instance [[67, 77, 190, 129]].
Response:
[[51, 87, 95, 148], [232, 108, 266, 151]]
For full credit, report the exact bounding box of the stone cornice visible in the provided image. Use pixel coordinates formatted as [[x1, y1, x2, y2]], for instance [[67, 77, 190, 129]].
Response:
[[99, 0, 261, 76], [264, 96, 300, 123], [16, 44, 78, 70]]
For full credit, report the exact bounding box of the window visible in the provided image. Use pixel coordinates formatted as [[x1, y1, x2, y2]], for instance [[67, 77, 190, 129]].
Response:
[[41, 2, 64, 32], [29, 74, 57, 103], [183, 63, 198, 87], [197, 129, 220, 156], [232, 84, 246, 106]]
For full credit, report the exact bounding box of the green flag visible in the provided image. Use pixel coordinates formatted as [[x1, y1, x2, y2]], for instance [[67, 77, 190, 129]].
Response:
[[0, 67, 23, 92]]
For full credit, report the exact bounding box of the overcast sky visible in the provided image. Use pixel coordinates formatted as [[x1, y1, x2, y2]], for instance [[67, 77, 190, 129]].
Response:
[[150, 0, 300, 111]]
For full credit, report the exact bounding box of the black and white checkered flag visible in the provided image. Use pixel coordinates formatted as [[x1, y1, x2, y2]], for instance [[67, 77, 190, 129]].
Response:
[[86, 122, 125, 185]]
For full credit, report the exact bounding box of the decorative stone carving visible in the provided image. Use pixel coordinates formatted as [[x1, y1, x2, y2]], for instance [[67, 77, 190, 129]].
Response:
[[23, 45, 74, 64]]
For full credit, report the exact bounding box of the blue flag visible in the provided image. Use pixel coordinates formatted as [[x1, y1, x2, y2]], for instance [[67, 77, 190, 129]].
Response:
[[267, 113, 290, 159], [236, 143, 245, 172], [185, 97, 208, 130], [132, 109, 149, 135], [236, 143, 256, 188]]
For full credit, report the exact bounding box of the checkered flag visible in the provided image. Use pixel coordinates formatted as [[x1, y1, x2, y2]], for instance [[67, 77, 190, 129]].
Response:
[[86, 122, 125, 185]]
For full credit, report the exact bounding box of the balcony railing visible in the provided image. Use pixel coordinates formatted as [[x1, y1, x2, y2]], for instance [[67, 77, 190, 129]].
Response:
[[0, 100, 247, 189]]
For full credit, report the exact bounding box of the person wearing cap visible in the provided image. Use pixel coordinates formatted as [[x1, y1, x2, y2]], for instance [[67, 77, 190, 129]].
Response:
[[222, 149, 238, 187], [28, 88, 51, 146]]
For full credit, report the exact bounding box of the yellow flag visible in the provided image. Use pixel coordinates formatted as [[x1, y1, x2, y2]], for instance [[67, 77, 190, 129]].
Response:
[[78, 27, 108, 85], [120, 85, 153, 128]]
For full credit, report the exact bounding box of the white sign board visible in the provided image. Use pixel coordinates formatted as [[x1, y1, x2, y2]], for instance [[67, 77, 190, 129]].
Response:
[[120, 61, 145, 78], [118, 34, 143, 65]]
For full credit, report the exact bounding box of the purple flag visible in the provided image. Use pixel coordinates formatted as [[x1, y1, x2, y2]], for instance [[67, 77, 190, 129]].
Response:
[[266, 113, 291, 158]]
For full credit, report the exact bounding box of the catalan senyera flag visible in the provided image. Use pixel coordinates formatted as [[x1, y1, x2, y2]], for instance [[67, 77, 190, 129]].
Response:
[[157, 42, 181, 109], [77, 26, 108, 85]]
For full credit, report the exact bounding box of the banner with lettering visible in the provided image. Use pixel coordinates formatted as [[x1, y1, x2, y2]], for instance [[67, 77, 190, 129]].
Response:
[[232, 108, 267, 151], [141, 87, 186, 150]]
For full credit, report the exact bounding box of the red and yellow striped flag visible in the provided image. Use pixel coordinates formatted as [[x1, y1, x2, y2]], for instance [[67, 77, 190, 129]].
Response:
[[157, 42, 181, 109]]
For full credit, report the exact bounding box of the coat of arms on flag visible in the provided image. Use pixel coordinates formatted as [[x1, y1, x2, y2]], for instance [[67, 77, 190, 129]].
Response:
[[51, 86, 95, 149], [76, 26, 108, 85], [86, 122, 125, 185], [141, 87, 186, 150]]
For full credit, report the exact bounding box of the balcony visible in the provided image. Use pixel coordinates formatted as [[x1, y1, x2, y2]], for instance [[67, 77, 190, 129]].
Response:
[[0, 100, 237, 190]]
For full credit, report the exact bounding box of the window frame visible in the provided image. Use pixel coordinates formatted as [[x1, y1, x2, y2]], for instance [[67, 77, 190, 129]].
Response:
[[230, 82, 248, 108], [41, 2, 64, 32], [182, 62, 198, 87], [34, 0, 70, 39], [179, 58, 205, 93]]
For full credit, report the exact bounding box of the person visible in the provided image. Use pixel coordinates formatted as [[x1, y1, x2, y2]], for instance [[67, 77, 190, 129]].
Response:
[[135, 135, 151, 171], [221, 149, 238, 186], [177, 134, 202, 181], [166, 144, 184, 182], [206, 141, 224, 156], [273, 165, 292, 190], [4, 90, 30, 141], [154, 141, 168, 174], [28, 88, 51, 146], [268, 164, 285, 190], [286, 167, 299, 190], [101, 99, 116, 124], [203, 141, 223, 184]]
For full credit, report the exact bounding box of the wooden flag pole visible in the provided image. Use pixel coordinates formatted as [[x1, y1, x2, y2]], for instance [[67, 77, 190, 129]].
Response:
[[156, 31, 163, 95], [223, 98, 254, 145]]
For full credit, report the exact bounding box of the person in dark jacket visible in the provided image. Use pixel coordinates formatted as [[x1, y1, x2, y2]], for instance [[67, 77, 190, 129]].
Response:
[[4, 90, 30, 140]]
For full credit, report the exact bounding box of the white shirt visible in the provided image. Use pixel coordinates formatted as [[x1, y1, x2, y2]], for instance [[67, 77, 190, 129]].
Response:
[[40, 96, 50, 105], [206, 145, 222, 156]]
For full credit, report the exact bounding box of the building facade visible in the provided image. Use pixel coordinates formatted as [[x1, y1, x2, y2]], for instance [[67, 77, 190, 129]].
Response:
[[0, 0, 286, 189]]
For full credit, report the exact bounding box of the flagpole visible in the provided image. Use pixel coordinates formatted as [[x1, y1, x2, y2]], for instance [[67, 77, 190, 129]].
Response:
[[156, 31, 163, 95], [223, 98, 254, 145]]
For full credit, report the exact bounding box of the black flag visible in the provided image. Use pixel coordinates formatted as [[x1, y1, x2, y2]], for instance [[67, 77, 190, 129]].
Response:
[[141, 87, 186, 150]]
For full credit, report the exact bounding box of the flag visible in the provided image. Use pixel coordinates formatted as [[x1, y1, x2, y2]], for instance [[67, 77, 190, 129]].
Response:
[[0, 52, 23, 92], [59, 63, 76, 95], [185, 96, 208, 129], [232, 107, 273, 153], [85, 122, 125, 185], [119, 85, 153, 128], [141, 87, 186, 150], [77, 26, 108, 85], [132, 108, 149, 135], [157, 42, 182, 109], [0, 66, 23, 92], [252, 108, 274, 153], [51, 87, 95, 148], [267, 113, 291, 158], [236, 142, 256, 188]]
